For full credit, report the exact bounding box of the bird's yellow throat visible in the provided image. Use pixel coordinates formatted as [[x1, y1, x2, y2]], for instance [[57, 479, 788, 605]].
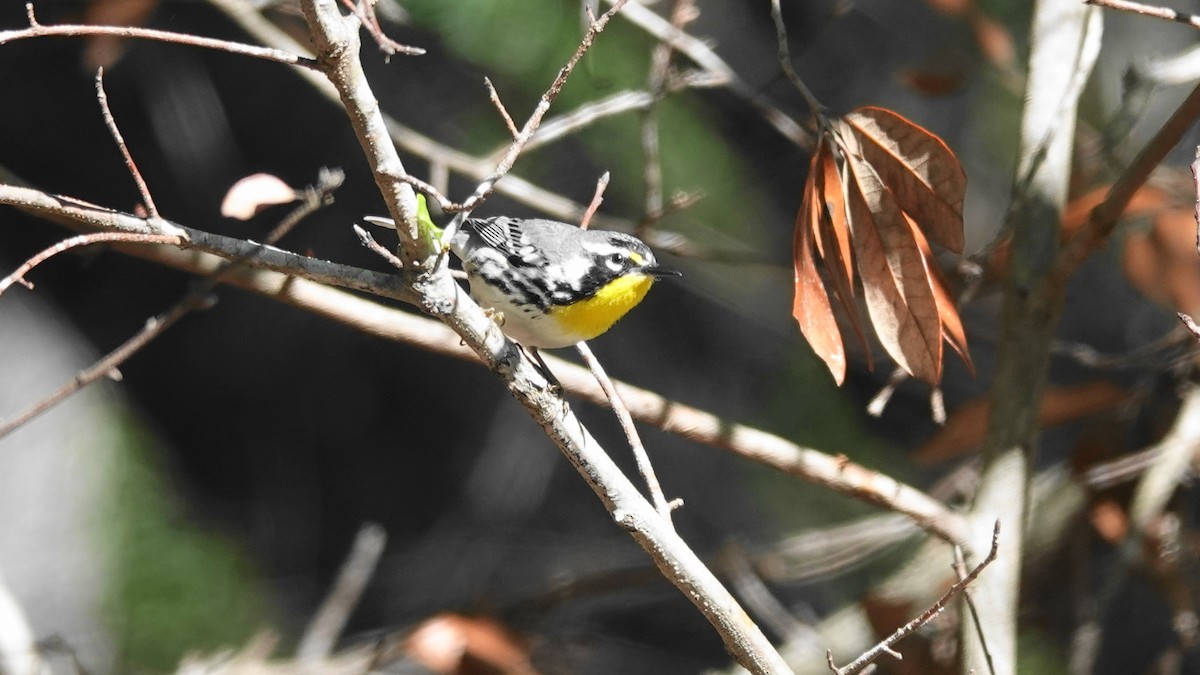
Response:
[[551, 273, 654, 341]]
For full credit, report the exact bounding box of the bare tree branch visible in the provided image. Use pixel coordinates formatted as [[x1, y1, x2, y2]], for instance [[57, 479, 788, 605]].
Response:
[[297, 523, 387, 662], [0, 172, 341, 438], [95, 68, 158, 219], [2, 2, 318, 68], [1086, 0, 1200, 29], [484, 77, 520, 140], [0, 184, 408, 302], [0, 231, 180, 296], [300, 0, 425, 264], [768, 0, 823, 118], [577, 340, 678, 523], [337, 0, 424, 56], [579, 171, 610, 230], [606, 0, 811, 148]]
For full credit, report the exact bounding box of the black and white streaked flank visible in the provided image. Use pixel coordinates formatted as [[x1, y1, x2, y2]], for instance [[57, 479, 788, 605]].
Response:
[[450, 216, 677, 348]]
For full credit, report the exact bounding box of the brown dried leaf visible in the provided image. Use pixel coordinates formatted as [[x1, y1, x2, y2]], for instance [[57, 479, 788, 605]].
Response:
[[909, 214, 974, 373], [221, 173, 298, 220], [82, 0, 160, 70], [916, 380, 1130, 463], [818, 145, 856, 300], [897, 69, 971, 97], [814, 145, 873, 366], [971, 14, 1016, 70], [1090, 498, 1129, 544], [404, 614, 537, 675], [925, 0, 972, 16], [1064, 184, 1169, 237], [841, 138, 944, 384], [1123, 204, 1200, 316], [792, 108, 970, 385], [843, 107, 966, 253], [794, 151, 847, 384]]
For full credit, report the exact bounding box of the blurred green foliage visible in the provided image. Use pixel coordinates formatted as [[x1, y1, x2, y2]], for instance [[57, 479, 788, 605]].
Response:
[[104, 418, 267, 672]]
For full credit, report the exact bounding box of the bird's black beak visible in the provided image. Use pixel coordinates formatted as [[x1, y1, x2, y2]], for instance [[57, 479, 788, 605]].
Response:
[[644, 264, 682, 279]]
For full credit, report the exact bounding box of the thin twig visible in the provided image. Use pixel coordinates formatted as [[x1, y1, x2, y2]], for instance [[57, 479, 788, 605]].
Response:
[[395, 174, 456, 213], [827, 521, 1002, 675], [1179, 312, 1200, 341], [0, 232, 181, 296], [453, 0, 632, 216], [638, 189, 705, 232], [768, 0, 824, 118], [576, 341, 678, 523], [954, 542, 996, 675], [865, 368, 909, 418], [1083, 445, 1162, 489], [0, 289, 207, 439], [337, 0, 424, 57], [1085, 0, 1200, 29], [95, 68, 158, 219], [1192, 145, 1200, 260], [484, 77, 520, 139], [3, 3, 318, 68], [526, 89, 653, 154], [640, 109, 664, 218], [207, 0, 632, 230], [297, 523, 387, 661], [0, 173, 340, 440], [607, 0, 811, 148], [0, 183, 406, 301], [639, 0, 695, 220], [353, 224, 406, 270], [1053, 81, 1200, 284], [579, 172, 610, 230]]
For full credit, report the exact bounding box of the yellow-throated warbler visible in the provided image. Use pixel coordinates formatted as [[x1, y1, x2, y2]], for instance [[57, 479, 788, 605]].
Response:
[[366, 215, 679, 349]]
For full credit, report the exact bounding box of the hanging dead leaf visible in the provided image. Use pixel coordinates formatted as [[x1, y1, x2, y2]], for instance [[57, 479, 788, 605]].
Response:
[[842, 107, 966, 253], [221, 173, 298, 220], [841, 133, 945, 384], [791, 106, 968, 385], [813, 142, 874, 369], [909, 215, 973, 373], [794, 147, 847, 384]]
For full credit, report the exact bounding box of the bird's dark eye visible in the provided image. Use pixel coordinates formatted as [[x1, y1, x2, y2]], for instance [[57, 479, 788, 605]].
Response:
[[609, 253, 624, 265]]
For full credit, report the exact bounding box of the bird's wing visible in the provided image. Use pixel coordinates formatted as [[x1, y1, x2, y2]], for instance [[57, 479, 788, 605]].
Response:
[[466, 217, 524, 254]]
